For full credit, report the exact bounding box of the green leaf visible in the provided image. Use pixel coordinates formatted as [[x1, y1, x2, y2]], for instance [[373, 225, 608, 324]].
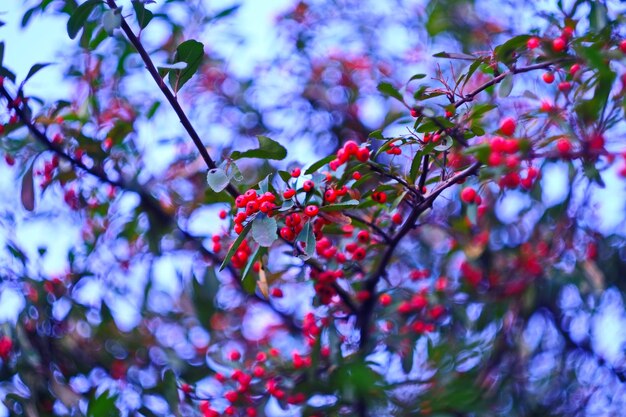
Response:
[[230, 135, 287, 160], [305, 154, 335, 175], [377, 82, 405, 104], [21, 161, 35, 212], [219, 223, 252, 271], [168, 39, 204, 93], [67, 0, 100, 40], [498, 74, 513, 97], [467, 203, 477, 225], [241, 246, 265, 294], [589, 1, 608, 33], [23, 63, 53, 86], [494, 35, 530, 64], [320, 200, 359, 211], [211, 5, 241, 20], [296, 221, 315, 260], [368, 129, 384, 140], [407, 73, 426, 83], [132, 0, 153, 29], [433, 51, 476, 60], [102, 9, 121, 34], [206, 168, 230, 192], [162, 369, 180, 415], [21, 6, 38, 28], [251, 214, 278, 247], [192, 269, 218, 329], [87, 390, 119, 417]]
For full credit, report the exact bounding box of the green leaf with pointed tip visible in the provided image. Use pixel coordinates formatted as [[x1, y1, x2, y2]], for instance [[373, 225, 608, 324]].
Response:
[[67, 0, 100, 40], [168, 39, 204, 93], [241, 246, 265, 294], [305, 154, 335, 175], [494, 35, 530, 64], [320, 200, 359, 211], [296, 221, 315, 260], [377, 82, 405, 104], [231, 135, 287, 160], [21, 161, 34, 212], [433, 51, 476, 60], [24, 63, 53, 84], [498, 74, 513, 97], [132, 0, 153, 29], [220, 223, 252, 271]]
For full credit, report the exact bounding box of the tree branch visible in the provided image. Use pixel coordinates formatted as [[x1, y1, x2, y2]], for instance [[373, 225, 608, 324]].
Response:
[[105, 0, 240, 199]]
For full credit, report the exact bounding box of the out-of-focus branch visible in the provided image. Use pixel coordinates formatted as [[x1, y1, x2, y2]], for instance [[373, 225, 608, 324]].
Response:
[[0, 85, 300, 332]]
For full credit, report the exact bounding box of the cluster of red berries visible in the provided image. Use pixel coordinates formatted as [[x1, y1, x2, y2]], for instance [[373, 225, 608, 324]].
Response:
[[328, 140, 370, 171], [230, 239, 252, 269], [371, 191, 387, 203], [35, 155, 60, 189], [233, 189, 278, 234], [385, 141, 402, 155], [461, 261, 483, 287], [311, 268, 342, 304], [279, 212, 303, 241], [392, 288, 445, 334], [423, 132, 442, 144]]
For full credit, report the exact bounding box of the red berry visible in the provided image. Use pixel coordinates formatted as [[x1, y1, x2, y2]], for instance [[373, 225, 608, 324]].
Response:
[[357, 230, 370, 243], [619, 40, 626, 54], [527, 37, 540, 49], [352, 246, 366, 260], [224, 390, 238, 403], [4, 154, 15, 166], [229, 350, 241, 361], [291, 167, 301, 177], [500, 117, 516, 136], [570, 64, 581, 76], [271, 287, 283, 298], [558, 81, 571, 92], [343, 140, 359, 155], [219, 209, 228, 219], [324, 189, 337, 202], [561, 26, 574, 40], [280, 227, 295, 241], [0, 336, 12, 360], [540, 100, 553, 112], [356, 147, 370, 162], [379, 293, 392, 307], [352, 171, 362, 180], [543, 72, 555, 84], [460, 187, 477, 204], [303, 180, 315, 192], [304, 205, 319, 217], [283, 188, 296, 199], [552, 37, 566, 52], [410, 108, 420, 118], [391, 212, 402, 225], [556, 138, 572, 155]]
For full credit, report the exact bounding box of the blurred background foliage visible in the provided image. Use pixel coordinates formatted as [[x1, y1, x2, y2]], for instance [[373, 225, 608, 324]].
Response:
[[0, 0, 625, 416]]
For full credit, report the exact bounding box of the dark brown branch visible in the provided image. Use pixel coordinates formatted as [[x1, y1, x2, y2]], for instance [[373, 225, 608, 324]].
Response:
[[105, 0, 240, 199], [454, 59, 566, 109]]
